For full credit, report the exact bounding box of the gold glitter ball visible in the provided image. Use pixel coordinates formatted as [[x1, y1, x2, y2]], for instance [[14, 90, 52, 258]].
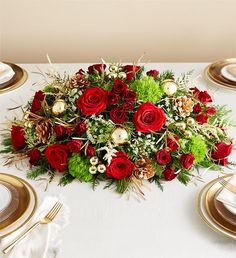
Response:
[[111, 127, 129, 145], [52, 99, 67, 115], [163, 79, 178, 96]]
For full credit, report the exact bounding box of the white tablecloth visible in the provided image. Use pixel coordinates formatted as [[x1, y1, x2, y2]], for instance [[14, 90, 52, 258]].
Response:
[[0, 63, 236, 258]]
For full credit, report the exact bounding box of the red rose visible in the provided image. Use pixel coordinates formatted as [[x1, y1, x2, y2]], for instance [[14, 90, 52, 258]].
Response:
[[66, 127, 74, 135], [110, 107, 127, 124], [198, 91, 212, 103], [85, 145, 95, 157], [133, 102, 166, 133], [124, 90, 137, 103], [107, 91, 119, 105], [54, 124, 67, 138], [193, 103, 202, 114], [163, 167, 177, 181], [112, 80, 128, 95], [77, 87, 108, 116], [211, 142, 233, 161], [27, 148, 41, 166], [11, 125, 26, 150], [156, 150, 171, 165], [206, 107, 216, 116], [146, 69, 159, 79], [191, 87, 200, 97], [123, 65, 141, 80], [196, 114, 208, 124], [88, 64, 106, 74], [30, 91, 45, 113], [75, 122, 87, 136], [167, 136, 179, 152], [121, 102, 134, 110], [66, 139, 83, 153], [180, 153, 195, 169], [44, 144, 69, 172], [106, 152, 135, 180]]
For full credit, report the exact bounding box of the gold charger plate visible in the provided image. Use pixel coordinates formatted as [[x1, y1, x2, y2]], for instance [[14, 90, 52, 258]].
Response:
[[197, 174, 236, 240], [0, 173, 37, 238], [0, 62, 28, 94]]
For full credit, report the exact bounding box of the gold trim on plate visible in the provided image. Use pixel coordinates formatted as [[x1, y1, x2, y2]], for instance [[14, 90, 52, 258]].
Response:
[[196, 174, 236, 240], [0, 62, 28, 94], [0, 173, 37, 238]]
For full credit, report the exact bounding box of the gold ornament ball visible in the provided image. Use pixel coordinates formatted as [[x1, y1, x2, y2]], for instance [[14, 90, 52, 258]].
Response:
[[163, 80, 178, 96], [118, 72, 127, 80], [89, 166, 97, 174], [186, 117, 195, 125], [108, 72, 118, 79], [90, 156, 98, 166], [111, 127, 129, 145], [97, 164, 106, 173], [109, 65, 118, 72], [176, 122, 186, 130], [52, 99, 67, 115], [184, 130, 192, 138]]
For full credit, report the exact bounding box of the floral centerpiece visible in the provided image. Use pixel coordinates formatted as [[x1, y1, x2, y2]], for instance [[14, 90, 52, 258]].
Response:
[[1, 62, 235, 195]]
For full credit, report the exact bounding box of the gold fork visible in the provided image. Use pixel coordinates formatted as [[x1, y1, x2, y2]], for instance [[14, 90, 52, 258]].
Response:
[[3, 201, 63, 254], [219, 178, 236, 194]]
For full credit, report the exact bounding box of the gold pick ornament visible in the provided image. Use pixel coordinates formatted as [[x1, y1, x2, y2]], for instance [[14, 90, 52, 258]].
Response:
[[52, 99, 67, 115], [162, 79, 178, 96], [111, 127, 129, 145]]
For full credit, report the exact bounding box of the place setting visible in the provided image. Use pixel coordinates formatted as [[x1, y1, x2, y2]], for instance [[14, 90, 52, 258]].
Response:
[[0, 173, 68, 257], [0, 62, 28, 94], [204, 58, 236, 91]]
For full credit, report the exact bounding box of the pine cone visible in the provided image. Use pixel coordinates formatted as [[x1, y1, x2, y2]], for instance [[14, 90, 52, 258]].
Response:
[[134, 157, 155, 180], [70, 73, 90, 90], [175, 96, 194, 117], [36, 119, 53, 144]]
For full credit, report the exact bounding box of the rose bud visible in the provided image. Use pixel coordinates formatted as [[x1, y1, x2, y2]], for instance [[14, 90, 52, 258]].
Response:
[[156, 150, 171, 165], [75, 122, 87, 136], [193, 103, 202, 114], [180, 153, 195, 169], [198, 91, 212, 103], [107, 91, 119, 105], [110, 107, 128, 124], [85, 145, 95, 157], [88, 64, 106, 74], [211, 142, 233, 161], [123, 65, 141, 80], [146, 69, 159, 79], [27, 148, 41, 166], [54, 124, 67, 138], [163, 167, 177, 181], [196, 114, 208, 124], [167, 136, 179, 152], [206, 106, 216, 116], [124, 90, 137, 103], [112, 80, 128, 95], [66, 139, 83, 153], [11, 125, 26, 150]]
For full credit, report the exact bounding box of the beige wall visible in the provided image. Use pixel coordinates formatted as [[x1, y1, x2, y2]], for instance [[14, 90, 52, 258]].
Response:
[[1, 0, 236, 63]]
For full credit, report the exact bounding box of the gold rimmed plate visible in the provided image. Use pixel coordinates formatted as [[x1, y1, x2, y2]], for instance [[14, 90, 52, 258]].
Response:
[[0, 173, 37, 238], [197, 174, 236, 240], [0, 62, 28, 94]]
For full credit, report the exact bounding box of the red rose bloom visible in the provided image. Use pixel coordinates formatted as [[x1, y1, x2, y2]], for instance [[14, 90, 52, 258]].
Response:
[[54, 124, 66, 138], [66, 139, 83, 153], [180, 153, 195, 169], [198, 91, 212, 103], [211, 142, 233, 161], [156, 150, 171, 165], [35, 90, 44, 101], [124, 90, 137, 103], [85, 145, 95, 157], [206, 107, 216, 116], [196, 114, 208, 124], [133, 102, 166, 133], [106, 152, 135, 180], [110, 107, 127, 124], [11, 125, 26, 150], [121, 102, 134, 110], [112, 80, 128, 95], [77, 87, 108, 116], [107, 91, 119, 105], [123, 65, 141, 80], [44, 144, 69, 172], [146, 69, 159, 79], [163, 167, 177, 181], [75, 122, 87, 136], [193, 103, 202, 114], [27, 148, 41, 166], [167, 136, 179, 152], [88, 64, 106, 74]]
